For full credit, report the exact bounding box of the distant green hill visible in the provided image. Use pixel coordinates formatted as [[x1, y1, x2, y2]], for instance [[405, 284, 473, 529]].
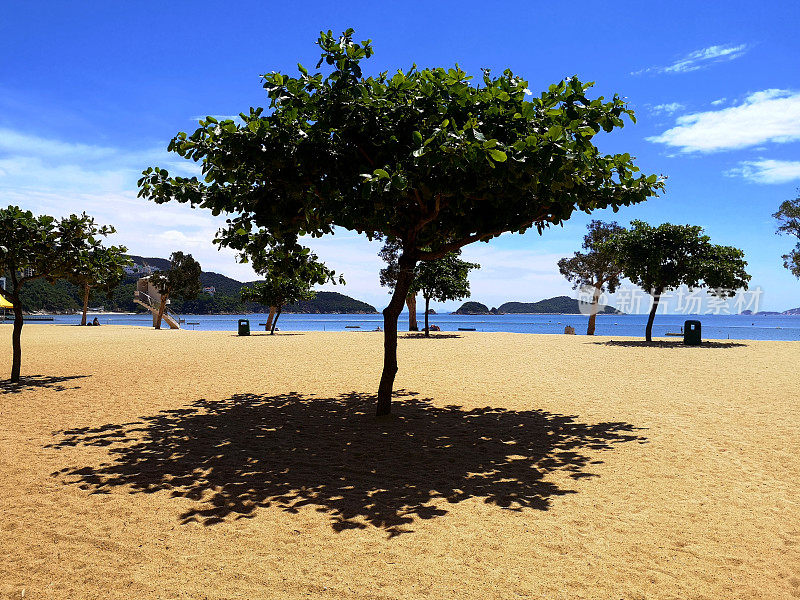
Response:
[[453, 301, 491, 315], [283, 292, 377, 314], [453, 296, 621, 315], [496, 296, 620, 314], [15, 261, 377, 315]]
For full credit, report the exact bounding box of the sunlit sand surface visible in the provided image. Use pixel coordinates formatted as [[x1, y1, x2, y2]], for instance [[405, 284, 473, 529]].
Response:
[[1, 325, 798, 599]]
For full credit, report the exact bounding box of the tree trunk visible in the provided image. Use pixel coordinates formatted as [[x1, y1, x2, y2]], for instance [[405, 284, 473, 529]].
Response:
[[155, 294, 168, 330], [265, 306, 277, 331], [10, 292, 23, 383], [406, 295, 418, 331], [424, 296, 430, 337], [586, 284, 602, 336], [645, 289, 663, 342], [377, 254, 416, 416], [81, 283, 90, 326], [270, 305, 282, 335]]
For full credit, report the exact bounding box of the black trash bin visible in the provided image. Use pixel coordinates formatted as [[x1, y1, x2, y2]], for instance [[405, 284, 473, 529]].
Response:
[[684, 320, 701, 346], [238, 319, 250, 336]]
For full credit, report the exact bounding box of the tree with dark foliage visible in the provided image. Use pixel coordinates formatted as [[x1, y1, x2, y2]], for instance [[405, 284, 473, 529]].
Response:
[[139, 29, 664, 414]]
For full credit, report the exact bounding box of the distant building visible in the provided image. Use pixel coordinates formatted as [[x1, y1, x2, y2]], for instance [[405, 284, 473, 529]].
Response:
[[124, 263, 162, 276], [203, 286, 216, 295]]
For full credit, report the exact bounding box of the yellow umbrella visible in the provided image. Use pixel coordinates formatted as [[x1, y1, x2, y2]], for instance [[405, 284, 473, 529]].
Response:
[[0, 293, 13, 308]]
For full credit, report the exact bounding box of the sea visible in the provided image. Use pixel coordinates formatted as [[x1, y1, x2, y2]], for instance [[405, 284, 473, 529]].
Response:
[[30, 312, 800, 341]]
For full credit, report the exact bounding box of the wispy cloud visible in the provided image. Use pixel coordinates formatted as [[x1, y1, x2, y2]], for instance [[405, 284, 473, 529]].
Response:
[[711, 98, 727, 106], [632, 43, 750, 75], [726, 159, 800, 184], [649, 102, 685, 115], [647, 89, 800, 152]]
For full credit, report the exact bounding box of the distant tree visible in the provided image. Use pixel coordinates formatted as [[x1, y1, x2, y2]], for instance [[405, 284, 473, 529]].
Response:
[[413, 251, 480, 336], [378, 240, 419, 331], [148, 252, 202, 329], [238, 234, 342, 334], [139, 29, 664, 415], [773, 192, 800, 278], [557, 220, 626, 335], [605, 221, 750, 342], [66, 244, 130, 325], [380, 243, 479, 335], [0, 207, 117, 381]]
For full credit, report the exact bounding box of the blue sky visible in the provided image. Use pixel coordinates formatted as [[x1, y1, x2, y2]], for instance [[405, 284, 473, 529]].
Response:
[[2, 1, 799, 311]]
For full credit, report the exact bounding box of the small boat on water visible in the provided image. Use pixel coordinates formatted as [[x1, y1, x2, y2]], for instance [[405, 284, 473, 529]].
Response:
[[345, 325, 361, 329]]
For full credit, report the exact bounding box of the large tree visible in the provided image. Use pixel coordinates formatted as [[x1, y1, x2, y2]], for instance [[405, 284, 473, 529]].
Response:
[[239, 236, 342, 334], [0, 207, 117, 381], [414, 250, 479, 336], [67, 244, 130, 326], [773, 192, 800, 278], [557, 220, 626, 335], [605, 221, 751, 342], [138, 29, 664, 415], [148, 252, 202, 329]]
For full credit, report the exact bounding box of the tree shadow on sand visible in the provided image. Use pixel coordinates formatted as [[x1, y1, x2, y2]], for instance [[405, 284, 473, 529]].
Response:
[[593, 340, 747, 349], [50, 391, 647, 537], [0, 374, 90, 394]]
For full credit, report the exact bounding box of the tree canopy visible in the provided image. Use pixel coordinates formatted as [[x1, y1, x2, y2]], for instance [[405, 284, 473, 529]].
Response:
[[557, 220, 626, 334], [604, 220, 750, 341], [773, 192, 800, 278], [239, 237, 341, 333], [0, 206, 119, 381], [138, 29, 664, 414], [66, 240, 130, 325]]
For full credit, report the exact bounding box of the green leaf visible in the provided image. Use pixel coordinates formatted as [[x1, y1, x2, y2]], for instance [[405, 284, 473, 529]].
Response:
[[488, 149, 507, 162], [373, 168, 390, 179], [412, 131, 423, 145]]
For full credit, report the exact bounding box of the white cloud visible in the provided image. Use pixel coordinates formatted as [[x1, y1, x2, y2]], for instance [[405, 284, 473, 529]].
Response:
[[711, 98, 727, 106], [647, 89, 800, 152], [725, 159, 800, 184], [632, 44, 750, 75], [649, 102, 685, 115]]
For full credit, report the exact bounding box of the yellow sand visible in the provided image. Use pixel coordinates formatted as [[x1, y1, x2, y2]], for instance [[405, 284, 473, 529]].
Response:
[[1, 325, 798, 599]]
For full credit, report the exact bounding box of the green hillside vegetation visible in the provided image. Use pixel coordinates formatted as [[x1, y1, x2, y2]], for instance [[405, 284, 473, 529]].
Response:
[[497, 296, 620, 314], [453, 296, 621, 315], [283, 291, 377, 314], [15, 279, 82, 312], [453, 301, 491, 315], [13, 269, 377, 315]]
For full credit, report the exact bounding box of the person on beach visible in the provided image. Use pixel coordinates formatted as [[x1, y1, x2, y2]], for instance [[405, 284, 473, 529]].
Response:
[[92, 317, 100, 326]]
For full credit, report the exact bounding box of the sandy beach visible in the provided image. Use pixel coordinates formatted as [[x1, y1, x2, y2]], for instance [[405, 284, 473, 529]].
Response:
[[1, 324, 798, 599]]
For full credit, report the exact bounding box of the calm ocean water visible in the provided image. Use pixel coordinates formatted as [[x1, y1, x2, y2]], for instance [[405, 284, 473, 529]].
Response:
[[36, 312, 800, 341]]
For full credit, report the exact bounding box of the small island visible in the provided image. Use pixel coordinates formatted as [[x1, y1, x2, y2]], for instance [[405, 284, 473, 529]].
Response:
[[454, 295, 622, 315]]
